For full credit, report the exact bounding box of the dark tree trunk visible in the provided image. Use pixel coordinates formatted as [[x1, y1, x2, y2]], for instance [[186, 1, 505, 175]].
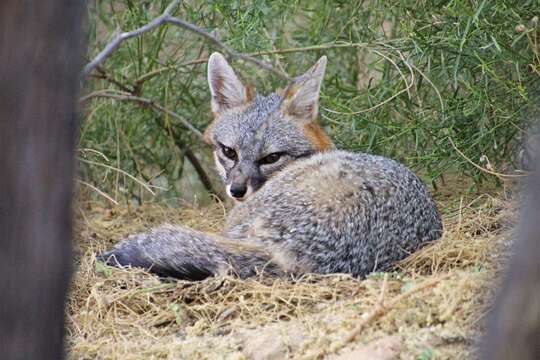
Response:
[[0, 2, 84, 359], [482, 144, 540, 359]]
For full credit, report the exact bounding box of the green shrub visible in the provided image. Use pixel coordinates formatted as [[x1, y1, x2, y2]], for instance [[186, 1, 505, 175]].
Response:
[[81, 0, 540, 204]]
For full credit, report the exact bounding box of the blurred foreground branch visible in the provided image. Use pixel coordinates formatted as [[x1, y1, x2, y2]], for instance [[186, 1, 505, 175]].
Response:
[[0, 1, 83, 358]]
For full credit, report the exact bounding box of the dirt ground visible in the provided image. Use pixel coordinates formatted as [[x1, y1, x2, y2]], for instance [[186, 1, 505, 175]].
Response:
[[67, 191, 514, 359]]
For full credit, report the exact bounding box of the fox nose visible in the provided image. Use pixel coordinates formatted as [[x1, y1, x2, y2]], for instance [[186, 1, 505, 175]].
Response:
[[229, 184, 247, 199]]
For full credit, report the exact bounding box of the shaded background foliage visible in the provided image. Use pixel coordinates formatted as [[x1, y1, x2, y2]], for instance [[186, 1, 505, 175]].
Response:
[[81, 0, 540, 205]]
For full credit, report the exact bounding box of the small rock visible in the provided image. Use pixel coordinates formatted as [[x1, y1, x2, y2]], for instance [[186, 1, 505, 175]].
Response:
[[242, 324, 305, 360], [330, 335, 402, 360]]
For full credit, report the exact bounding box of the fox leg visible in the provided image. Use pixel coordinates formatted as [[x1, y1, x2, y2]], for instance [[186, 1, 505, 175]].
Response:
[[96, 224, 283, 280]]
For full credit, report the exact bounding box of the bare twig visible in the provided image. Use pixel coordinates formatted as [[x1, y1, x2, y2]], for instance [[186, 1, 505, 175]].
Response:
[[78, 158, 159, 195], [92, 65, 134, 93], [344, 275, 447, 343], [80, 91, 204, 140], [82, 0, 290, 80], [76, 148, 110, 162], [163, 17, 289, 80], [301, 275, 449, 360], [184, 148, 222, 198], [448, 137, 524, 179], [82, 0, 181, 77], [77, 179, 119, 205]]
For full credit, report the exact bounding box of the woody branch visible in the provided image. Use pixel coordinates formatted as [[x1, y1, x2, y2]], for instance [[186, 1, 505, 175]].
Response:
[[81, 0, 290, 81]]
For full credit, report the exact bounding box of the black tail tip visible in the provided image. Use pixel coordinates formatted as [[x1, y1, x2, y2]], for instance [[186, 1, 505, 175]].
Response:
[[94, 248, 215, 281]]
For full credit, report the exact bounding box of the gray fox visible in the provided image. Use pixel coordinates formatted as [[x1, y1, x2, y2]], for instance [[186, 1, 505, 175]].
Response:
[[97, 53, 443, 280]]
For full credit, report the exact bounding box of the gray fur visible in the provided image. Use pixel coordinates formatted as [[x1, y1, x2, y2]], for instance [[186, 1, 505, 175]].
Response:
[[224, 150, 442, 276], [98, 225, 283, 280], [97, 53, 443, 280], [207, 93, 319, 196], [206, 53, 329, 199]]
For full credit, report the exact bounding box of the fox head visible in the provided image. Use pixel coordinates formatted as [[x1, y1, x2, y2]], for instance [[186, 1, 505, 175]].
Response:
[[204, 52, 333, 201]]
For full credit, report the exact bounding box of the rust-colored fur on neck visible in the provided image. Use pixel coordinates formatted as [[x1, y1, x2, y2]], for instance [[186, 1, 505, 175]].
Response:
[[303, 122, 333, 151]]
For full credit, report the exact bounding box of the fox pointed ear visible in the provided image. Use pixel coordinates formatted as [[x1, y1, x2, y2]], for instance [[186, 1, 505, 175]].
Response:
[[281, 56, 327, 122], [208, 52, 250, 114]]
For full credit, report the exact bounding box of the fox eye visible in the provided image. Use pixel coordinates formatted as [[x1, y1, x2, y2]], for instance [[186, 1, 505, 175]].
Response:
[[259, 152, 283, 165], [221, 145, 237, 161]]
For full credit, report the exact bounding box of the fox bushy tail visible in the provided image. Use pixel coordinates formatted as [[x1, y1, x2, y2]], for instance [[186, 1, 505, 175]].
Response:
[[96, 225, 283, 280]]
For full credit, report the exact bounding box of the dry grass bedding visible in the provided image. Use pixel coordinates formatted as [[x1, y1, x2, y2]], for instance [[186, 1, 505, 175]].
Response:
[[67, 192, 515, 359]]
